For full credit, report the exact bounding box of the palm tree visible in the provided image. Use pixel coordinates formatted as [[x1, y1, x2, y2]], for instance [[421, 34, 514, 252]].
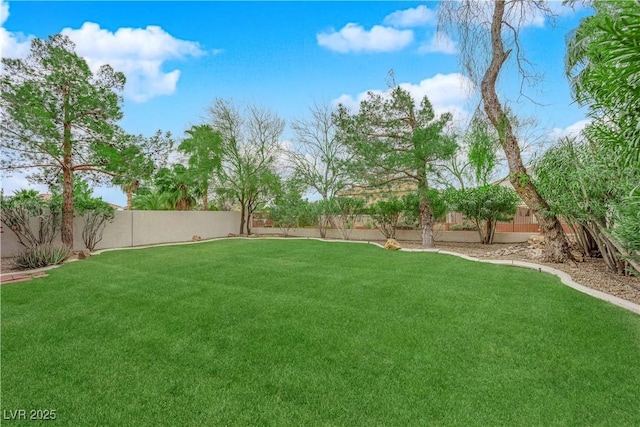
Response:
[[154, 165, 197, 211], [178, 124, 222, 210]]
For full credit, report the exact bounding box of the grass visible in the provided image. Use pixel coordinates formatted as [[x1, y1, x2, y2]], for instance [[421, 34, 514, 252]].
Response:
[[2, 239, 639, 426]]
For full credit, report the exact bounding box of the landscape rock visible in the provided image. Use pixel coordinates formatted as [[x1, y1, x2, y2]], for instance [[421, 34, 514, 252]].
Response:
[[570, 250, 584, 262], [77, 249, 91, 260], [384, 238, 401, 251]]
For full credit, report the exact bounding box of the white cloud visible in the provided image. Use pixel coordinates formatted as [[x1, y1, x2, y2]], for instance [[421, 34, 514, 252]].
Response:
[[61, 22, 207, 102], [383, 5, 437, 28], [317, 23, 413, 53], [549, 119, 591, 141], [332, 73, 475, 125], [0, 0, 33, 59], [419, 32, 458, 55]]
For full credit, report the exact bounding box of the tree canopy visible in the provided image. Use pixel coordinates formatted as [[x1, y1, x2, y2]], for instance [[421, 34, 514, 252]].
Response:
[[335, 85, 456, 247], [208, 99, 284, 235], [0, 34, 125, 246]]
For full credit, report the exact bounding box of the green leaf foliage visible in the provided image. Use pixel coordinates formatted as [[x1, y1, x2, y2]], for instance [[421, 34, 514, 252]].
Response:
[[446, 185, 518, 244], [178, 124, 223, 209], [335, 84, 456, 246], [0, 34, 125, 245], [369, 198, 404, 239]]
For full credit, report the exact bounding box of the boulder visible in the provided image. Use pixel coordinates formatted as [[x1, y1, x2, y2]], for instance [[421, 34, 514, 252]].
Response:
[[77, 249, 91, 260], [384, 238, 401, 251]]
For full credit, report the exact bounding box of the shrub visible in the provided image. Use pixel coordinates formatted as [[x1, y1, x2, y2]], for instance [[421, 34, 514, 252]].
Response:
[[13, 244, 72, 270], [0, 189, 60, 248], [369, 198, 404, 239], [445, 185, 518, 244]]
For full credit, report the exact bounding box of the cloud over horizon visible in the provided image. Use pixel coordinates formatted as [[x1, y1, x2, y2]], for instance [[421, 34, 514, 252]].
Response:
[[419, 32, 458, 55], [317, 23, 413, 53], [61, 22, 206, 103], [383, 4, 437, 28], [0, 0, 33, 58], [332, 73, 475, 125]]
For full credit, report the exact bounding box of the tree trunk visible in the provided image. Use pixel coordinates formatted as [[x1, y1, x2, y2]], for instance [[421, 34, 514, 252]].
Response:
[[201, 193, 208, 211], [61, 110, 74, 248], [239, 201, 246, 235], [481, 0, 571, 262], [61, 165, 74, 248], [419, 196, 434, 248], [126, 190, 133, 210], [474, 219, 485, 244], [489, 219, 497, 244]]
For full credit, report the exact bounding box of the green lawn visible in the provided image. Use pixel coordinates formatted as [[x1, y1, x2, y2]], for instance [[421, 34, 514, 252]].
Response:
[[2, 239, 639, 426]]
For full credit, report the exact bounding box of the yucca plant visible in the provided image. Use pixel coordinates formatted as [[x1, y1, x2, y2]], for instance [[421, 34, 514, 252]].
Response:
[[13, 244, 72, 270]]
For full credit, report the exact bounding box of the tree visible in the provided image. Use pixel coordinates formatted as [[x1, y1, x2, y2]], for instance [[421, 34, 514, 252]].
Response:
[[110, 130, 174, 210], [446, 185, 519, 244], [208, 99, 284, 235], [289, 103, 352, 200], [335, 85, 456, 248], [565, 0, 640, 271], [132, 190, 171, 211], [0, 34, 125, 247], [369, 198, 404, 239], [302, 199, 334, 239], [268, 178, 306, 237], [178, 124, 223, 210], [330, 197, 365, 240], [433, 115, 501, 190], [566, 0, 640, 168], [439, 1, 573, 261], [535, 137, 639, 274], [52, 179, 115, 251], [153, 165, 198, 211]]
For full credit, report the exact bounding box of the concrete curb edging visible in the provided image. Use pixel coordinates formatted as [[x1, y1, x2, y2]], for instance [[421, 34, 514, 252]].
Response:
[[4, 236, 639, 315], [420, 249, 639, 315]]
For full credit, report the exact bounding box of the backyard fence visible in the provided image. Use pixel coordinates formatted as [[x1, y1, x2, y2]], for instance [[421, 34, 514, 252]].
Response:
[[1, 211, 241, 258]]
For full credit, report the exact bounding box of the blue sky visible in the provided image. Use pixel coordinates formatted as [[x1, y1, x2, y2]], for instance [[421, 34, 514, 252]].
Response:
[[1, 1, 592, 206]]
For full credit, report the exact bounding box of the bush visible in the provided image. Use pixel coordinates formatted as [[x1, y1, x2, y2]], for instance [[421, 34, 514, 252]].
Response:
[[369, 198, 404, 239], [445, 185, 518, 244], [13, 244, 72, 270]]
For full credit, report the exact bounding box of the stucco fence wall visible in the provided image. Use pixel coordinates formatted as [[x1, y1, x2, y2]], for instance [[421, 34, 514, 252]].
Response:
[[1, 211, 241, 258], [252, 226, 535, 244]]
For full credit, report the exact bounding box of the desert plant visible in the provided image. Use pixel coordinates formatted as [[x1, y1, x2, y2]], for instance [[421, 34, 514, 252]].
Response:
[[0, 189, 60, 248], [52, 179, 116, 251], [79, 202, 115, 251], [13, 244, 72, 270]]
